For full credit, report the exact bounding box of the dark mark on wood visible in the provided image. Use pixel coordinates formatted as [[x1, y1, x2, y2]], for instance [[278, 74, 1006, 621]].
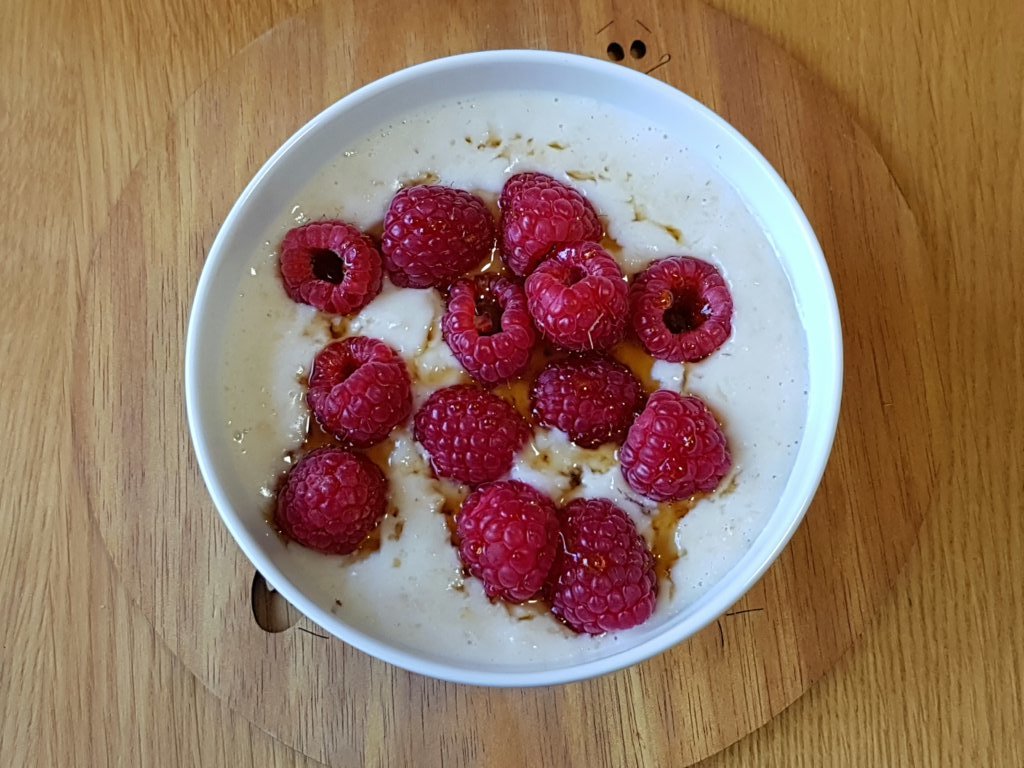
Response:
[[645, 53, 672, 75], [724, 607, 766, 618]]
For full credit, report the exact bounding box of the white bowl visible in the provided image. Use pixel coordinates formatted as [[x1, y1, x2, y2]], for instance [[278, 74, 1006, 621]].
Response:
[[186, 50, 842, 686]]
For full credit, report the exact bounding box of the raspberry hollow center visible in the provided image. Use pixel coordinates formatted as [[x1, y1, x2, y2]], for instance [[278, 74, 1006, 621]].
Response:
[[335, 359, 360, 381], [311, 249, 345, 284], [663, 288, 710, 334], [566, 265, 588, 285], [473, 294, 504, 336]]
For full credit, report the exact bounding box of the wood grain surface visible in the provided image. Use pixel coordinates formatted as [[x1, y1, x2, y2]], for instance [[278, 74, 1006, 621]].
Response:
[[1, 0, 1021, 766], [73, 0, 933, 764]]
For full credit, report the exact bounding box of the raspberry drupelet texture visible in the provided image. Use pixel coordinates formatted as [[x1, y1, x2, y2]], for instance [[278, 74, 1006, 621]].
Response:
[[381, 185, 496, 288], [629, 255, 733, 362], [457, 480, 560, 603], [524, 241, 628, 351], [442, 275, 537, 386], [547, 498, 657, 635], [530, 354, 644, 448], [499, 172, 603, 276], [306, 336, 412, 447], [275, 447, 388, 555], [413, 384, 531, 485], [279, 220, 383, 315], [620, 390, 731, 502]]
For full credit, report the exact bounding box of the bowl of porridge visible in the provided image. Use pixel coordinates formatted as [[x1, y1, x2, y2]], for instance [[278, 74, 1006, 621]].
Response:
[[185, 50, 842, 686]]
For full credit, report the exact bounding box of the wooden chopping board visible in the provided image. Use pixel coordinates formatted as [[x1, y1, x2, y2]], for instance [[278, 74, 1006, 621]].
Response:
[[74, 0, 939, 764]]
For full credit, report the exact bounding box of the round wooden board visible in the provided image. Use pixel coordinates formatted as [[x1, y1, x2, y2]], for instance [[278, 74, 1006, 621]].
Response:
[[75, 0, 935, 765]]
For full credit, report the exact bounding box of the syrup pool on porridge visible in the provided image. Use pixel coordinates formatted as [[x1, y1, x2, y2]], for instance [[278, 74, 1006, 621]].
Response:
[[220, 90, 807, 665]]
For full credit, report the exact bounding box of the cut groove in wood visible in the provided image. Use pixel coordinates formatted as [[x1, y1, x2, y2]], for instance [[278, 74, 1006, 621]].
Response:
[[251, 572, 301, 633]]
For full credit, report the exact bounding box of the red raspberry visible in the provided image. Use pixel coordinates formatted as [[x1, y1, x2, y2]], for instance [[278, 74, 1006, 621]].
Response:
[[620, 391, 731, 502], [499, 172, 603, 276], [457, 480, 559, 602], [275, 447, 388, 555], [530, 355, 644, 448], [278, 220, 383, 315], [306, 337, 412, 447], [547, 498, 657, 635], [524, 241, 628, 351], [629, 256, 733, 362], [381, 185, 495, 288], [413, 385, 530, 485], [442, 275, 537, 386]]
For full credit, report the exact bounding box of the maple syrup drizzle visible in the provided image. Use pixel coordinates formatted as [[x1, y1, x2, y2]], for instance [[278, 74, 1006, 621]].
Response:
[[501, 598, 552, 621], [610, 339, 657, 393], [468, 244, 509, 279], [492, 343, 554, 419], [650, 497, 700, 584], [365, 220, 385, 240], [439, 483, 469, 550], [600, 233, 624, 257], [400, 171, 440, 187], [347, 526, 383, 563]]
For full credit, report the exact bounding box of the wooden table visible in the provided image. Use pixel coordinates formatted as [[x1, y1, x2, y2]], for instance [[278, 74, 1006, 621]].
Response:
[[1, 0, 1020, 764]]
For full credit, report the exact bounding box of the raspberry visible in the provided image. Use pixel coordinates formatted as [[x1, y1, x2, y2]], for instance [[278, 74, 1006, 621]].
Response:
[[278, 220, 383, 315], [442, 275, 537, 385], [620, 391, 731, 502], [499, 172, 603, 276], [530, 354, 644, 448], [381, 185, 495, 288], [275, 447, 388, 555], [306, 337, 412, 447], [413, 384, 530, 485], [629, 256, 733, 362], [547, 498, 657, 635], [524, 241, 628, 350], [457, 480, 559, 602]]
